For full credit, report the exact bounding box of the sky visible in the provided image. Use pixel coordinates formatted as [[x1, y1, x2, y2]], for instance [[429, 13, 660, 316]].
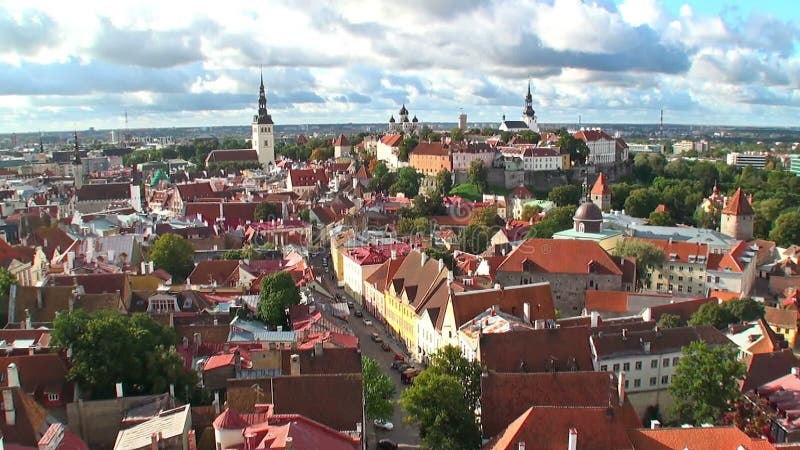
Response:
[[0, 0, 798, 133]]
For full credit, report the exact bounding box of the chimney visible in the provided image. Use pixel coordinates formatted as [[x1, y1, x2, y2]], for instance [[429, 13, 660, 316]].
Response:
[[35, 285, 42, 309], [438, 258, 444, 273], [390, 249, 397, 260], [7, 363, 20, 388], [290, 354, 300, 376], [3, 389, 15, 426], [213, 391, 221, 415], [590, 311, 599, 328], [618, 371, 626, 405], [24, 309, 32, 330], [523, 302, 530, 323], [115, 382, 124, 398], [568, 428, 577, 450], [622, 329, 628, 340], [518, 443, 526, 450], [314, 341, 323, 357], [643, 341, 651, 353], [285, 437, 293, 450], [193, 332, 202, 349], [141, 261, 147, 274], [420, 252, 427, 267], [650, 419, 661, 429]]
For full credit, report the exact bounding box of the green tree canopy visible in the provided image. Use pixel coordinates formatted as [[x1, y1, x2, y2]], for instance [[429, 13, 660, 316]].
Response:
[[520, 204, 542, 222], [517, 130, 540, 143], [398, 217, 431, 235], [688, 302, 736, 329], [400, 370, 481, 450], [450, 128, 466, 142], [0, 268, 18, 327], [256, 271, 301, 328], [410, 193, 446, 217], [424, 247, 457, 273], [398, 136, 419, 162], [614, 239, 665, 289], [434, 169, 453, 196], [648, 210, 675, 226], [369, 162, 395, 193], [449, 183, 482, 201], [427, 345, 482, 412], [547, 184, 582, 206], [723, 297, 765, 322], [389, 167, 422, 197], [149, 233, 195, 282], [557, 130, 589, 165], [52, 310, 195, 400], [254, 202, 281, 222], [656, 313, 683, 329], [527, 205, 576, 239], [770, 211, 800, 247], [470, 205, 499, 228], [418, 126, 436, 142], [610, 183, 633, 211], [624, 188, 661, 218], [363, 356, 395, 420], [467, 160, 488, 193], [459, 224, 492, 254], [669, 341, 746, 425]]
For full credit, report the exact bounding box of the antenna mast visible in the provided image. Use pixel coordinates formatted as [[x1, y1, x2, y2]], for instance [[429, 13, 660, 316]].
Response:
[[660, 108, 664, 140]]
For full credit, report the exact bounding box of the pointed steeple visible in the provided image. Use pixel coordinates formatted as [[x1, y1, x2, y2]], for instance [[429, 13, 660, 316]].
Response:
[[526, 79, 532, 102], [39, 132, 44, 153], [254, 67, 273, 125], [73, 131, 81, 165], [523, 79, 535, 118]]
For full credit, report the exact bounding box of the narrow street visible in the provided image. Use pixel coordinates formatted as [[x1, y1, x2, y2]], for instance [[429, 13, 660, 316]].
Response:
[[309, 252, 421, 449]]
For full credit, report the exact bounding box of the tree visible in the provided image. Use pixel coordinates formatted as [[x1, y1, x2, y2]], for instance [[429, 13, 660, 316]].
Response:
[[688, 302, 735, 329], [520, 204, 542, 222], [670, 341, 746, 425], [721, 396, 774, 438], [398, 217, 431, 235], [610, 183, 633, 211], [624, 188, 661, 218], [648, 210, 675, 226], [723, 297, 765, 322], [400, 370, 481, 450], [0, 268, 18, 327], [470, 205, 499, 227], [449, 183, 482, 201], [548, 184, 582, 206], [614, 239, 665, 289], [517, 130, 540, 144], [254, 202, 281, 222], [450, 128, 466, 142], [557, 130, 589, 165], [52, 310, 196, 400], [418, 126, 436, 142], [435, 169, 453, 196], [389, 167, 422, 197], [770, 211, 800, 247], [149, 233, 195, 282], [527, 205, 576, 239], [370, 162, 395, 193], [398, 136, 419, 162], [459, 224, 491, 254], [363, 356, 395, 420], [309, 147, 333, 161], [467, 160, 487, 193], [256, 271, 300, 328], [424, 248, 456, 272], [427, 345, 482, 412], [411, 193, 446, 217], [656, 313, 683, 329]]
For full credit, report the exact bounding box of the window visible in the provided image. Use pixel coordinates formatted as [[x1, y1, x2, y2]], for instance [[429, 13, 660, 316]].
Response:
[[658, 274, 663, 280], [688, 267, 694, 273], [634, 379, 641, 388], [668, 275, 674, 281], [673, 357, 680, 366], [687, 286, 693, 293], [662, 358, 670, 367], [661, 375, 669, 384], [649, 377, 657, 386], [651, 359, 658, 368], [613, 363, 620, 372], [623, 362, 630, 371], [656, 283, 663, 291], [624, 379, 629, 388], [678, 276, 683, 282], [47, 392, 60, 402], [635, 361, 642, 370], [679, 266, 684, 271], [600, 365, 607, 371]]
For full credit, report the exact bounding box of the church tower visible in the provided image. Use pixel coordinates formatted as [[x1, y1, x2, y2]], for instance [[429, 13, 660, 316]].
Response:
[[72, 131, 83, 189], [590, 173, 611, 212], [522, 80, 539, 133], [721, 188, 754, 240], [252, 71, 275, 169]]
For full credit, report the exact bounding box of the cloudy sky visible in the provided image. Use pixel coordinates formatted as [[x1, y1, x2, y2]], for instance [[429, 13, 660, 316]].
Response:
[[1, 0, 798, 133]]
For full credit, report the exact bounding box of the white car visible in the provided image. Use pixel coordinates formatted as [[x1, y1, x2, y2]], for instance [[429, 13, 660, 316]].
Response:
[[363, 319, 373, 326], [373, 419, 394, 431]]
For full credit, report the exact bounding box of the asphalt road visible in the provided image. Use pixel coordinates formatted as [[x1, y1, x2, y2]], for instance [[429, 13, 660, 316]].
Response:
[[308, 252, 421, 449]]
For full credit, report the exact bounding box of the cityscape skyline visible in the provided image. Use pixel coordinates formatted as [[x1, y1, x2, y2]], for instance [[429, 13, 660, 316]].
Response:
[[1, 0, 799, 134]]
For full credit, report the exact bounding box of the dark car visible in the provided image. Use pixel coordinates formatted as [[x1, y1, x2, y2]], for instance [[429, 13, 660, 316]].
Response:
[[381, 342, 391, 352], [391, 359, 406, 370], [354, 310, 363, 318], [371, 333, 383, 343], [394, 362, 411, 373], [377, 439, 398, 450]]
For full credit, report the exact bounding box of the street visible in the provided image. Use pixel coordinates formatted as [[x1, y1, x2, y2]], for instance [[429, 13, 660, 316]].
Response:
[[308, 251, 421, 449]]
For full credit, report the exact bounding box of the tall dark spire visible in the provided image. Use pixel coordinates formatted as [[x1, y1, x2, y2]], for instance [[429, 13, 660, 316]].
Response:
[[523, 80, 535, 118], [254, 67, 273, 125], [73, 131, 81, 165], [39, 132, 44, 153]]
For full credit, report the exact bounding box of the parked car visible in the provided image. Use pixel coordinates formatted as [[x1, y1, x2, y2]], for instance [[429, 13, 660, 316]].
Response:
[[393, 353, 405, 361], [391, 360, 406, 370], [363, 318, 373, 326], [381, 342, 391, 352], [373, 419, 394, 431], [401, 368, 421, 385], [377, 439, 398, 450], [371, 333, 382, 343], [354, 310, 363, 318], [394, 362, 411, 373], [347, 301, 355, 309]]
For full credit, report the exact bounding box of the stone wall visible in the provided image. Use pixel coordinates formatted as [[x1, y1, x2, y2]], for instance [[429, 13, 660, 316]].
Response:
[[495, 272, 622, 316]]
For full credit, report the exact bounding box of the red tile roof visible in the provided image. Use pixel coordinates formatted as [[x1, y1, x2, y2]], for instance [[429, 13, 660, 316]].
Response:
[[379, 134, 403, 147], [480, 371, 632, 438], [485, 406, 638, 450], [203, 353, 236, 372], [411, 142, 450, 156], [176, 182, 215, 202], [333, 134, 350, 147], [75, 182, 131, 201], [723, 188, 755, 216], [510, 185, 533, 199], [627, 426, 775, 450], [585, 290, 630, 313], [289, 168, 329, 188], [591, 173, 610, 196], [479, 327, 593, 373], [187, 260, 238, 285], [452, 284, 555, 329], [51, 272, 127, 295], [205, 149, 258, 163], [574, 129, 613, 142], [742, 350, 799, 392], [645, 297, 716, 324], [592, 325, 732, 360], [497, 239, 623, 275], [625, 237, 709, 264], [213, 407, 248, 430]]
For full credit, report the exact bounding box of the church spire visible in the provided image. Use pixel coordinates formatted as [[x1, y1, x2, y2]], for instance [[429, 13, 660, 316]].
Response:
[[73, 131, 81, 165], [526, 79, 532, 102], [523, 79, 535, 118], [255, 67, 273, 125], [39, 132, 44, 153]]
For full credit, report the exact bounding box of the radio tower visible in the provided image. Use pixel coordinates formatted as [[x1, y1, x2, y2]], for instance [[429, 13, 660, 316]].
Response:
[[659, 108, 664, 140], [124, 109, 129, 146]]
